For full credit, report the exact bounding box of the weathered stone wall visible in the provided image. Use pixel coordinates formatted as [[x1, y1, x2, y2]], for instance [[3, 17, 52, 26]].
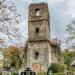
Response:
[[28, 2, 50, 41], [28, 3, 49, 21], [28, 21, 50, 41], [27, 41, 51, 72], [50, 45, 62, 64]]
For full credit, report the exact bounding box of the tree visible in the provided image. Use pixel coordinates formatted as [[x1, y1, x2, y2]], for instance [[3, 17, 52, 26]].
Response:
[[3, 46, 21, 69], [9, 46, 21, 68], [65, 20, 75, 50], [63, 50, 75, 70], [0, 0, 22, 46]]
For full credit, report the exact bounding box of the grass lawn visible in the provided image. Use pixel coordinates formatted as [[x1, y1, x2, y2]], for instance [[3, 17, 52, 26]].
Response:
[[37, 72, 47, 75]]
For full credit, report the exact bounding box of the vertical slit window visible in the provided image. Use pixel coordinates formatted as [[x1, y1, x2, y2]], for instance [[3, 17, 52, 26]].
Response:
[[36, 28, 39, 34]]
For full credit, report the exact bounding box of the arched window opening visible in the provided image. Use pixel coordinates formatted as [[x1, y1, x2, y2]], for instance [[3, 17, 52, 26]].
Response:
[[35, 8, 40, 16]]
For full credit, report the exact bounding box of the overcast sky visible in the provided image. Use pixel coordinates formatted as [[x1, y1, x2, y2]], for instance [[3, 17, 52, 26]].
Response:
[[1, 0, 75, 46], [9, 0, 75, 40]]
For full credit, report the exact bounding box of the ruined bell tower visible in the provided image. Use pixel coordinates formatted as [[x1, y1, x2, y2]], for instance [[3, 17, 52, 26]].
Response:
[[28, 2, 50, 41], [27, 3, 51, 72]]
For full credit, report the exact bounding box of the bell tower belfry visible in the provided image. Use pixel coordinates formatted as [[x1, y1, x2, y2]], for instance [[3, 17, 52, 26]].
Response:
[[27, 3, 51, 72], [28, 2, 50, 41]]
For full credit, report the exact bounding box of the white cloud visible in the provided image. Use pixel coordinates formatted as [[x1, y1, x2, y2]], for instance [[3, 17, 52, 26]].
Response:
[[63, 0, 75, 18], [0, 52, 4, 60], [18, 0, 32, 4], [0, 32, 9, 41], [47, 0, 65, 5], [67, 0, 75, 8], [28, 0, 33, 3], [19, 0, 65, 4], [18, 0, 25, 2]]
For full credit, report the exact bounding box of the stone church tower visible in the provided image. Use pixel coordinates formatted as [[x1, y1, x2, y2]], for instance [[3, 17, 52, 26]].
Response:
[[24, 2, 62, 72]]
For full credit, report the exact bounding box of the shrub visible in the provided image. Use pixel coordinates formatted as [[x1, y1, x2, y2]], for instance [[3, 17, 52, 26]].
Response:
[[67, 71, 74, 75], [57, 64, 65, 72], [48, 63, 59, 73], [47, 63, 65, 73]]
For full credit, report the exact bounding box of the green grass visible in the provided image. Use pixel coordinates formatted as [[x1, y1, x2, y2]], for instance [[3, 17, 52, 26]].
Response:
[[37, 72, 47, 75], [53, 73, 65, 75], [37, 72, 65, 75]]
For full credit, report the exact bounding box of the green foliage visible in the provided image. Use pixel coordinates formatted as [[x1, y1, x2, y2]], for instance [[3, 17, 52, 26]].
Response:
[[37, 72, 46, 75], [12, 72, 18, 75], [48, 63, 59, 73], [48, 63, 65, 73], [67, 71, 74, 75], [10, 52, 21, 68], [63, 50, 75, 69], [57, 64, 65, 72], [37, 72, 65, 75], [53, 73, 65, 75]]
